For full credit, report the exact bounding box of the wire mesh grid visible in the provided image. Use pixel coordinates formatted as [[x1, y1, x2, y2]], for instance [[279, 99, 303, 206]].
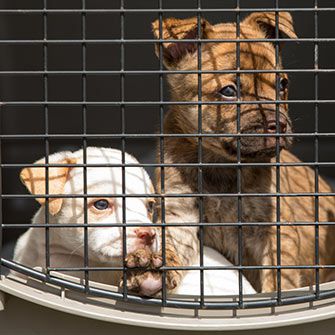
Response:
[[1, 0, 335, 311]]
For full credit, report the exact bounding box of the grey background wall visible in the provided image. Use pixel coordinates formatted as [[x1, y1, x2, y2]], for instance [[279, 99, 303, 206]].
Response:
[[0, 0, 335, 247]]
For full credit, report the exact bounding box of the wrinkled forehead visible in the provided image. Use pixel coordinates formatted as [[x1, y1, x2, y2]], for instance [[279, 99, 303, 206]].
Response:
[[203, 42, 276, 72], [67, 166, 153, 195], [65, 151, 153, 195], [198, 22, 277, 71]]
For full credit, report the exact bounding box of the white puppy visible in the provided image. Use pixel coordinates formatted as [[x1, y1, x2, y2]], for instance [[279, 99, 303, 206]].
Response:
[[13, 146, 255, 296], [13, 147, 159, 285]]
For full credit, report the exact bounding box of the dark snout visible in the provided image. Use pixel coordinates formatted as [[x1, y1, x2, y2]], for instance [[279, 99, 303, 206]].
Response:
[[260, 113, 290, 150], [237, 108, 292, 159], [266, 114, 287, 134]]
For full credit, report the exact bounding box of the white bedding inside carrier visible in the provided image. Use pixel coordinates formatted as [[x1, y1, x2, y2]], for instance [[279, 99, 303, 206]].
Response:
[[176, 246, 256, 296]]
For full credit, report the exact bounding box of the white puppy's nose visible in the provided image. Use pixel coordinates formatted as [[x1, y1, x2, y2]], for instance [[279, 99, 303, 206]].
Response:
[[134, 228, 156, 246]]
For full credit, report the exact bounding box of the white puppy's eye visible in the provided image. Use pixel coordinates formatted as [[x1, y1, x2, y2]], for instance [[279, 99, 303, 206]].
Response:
[[93, 199, 110, 211]]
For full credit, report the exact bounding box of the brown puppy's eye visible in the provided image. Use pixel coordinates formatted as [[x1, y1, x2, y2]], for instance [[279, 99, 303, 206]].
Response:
[[147, 200, 156, 215], [279, 78, 289, 92], [93, 199, 110, 211], [218, 85, 237, 99]]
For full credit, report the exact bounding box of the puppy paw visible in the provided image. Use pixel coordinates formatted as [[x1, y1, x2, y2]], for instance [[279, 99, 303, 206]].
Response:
[[122, 271, 162, 296], [125, 248, 162, 269], [120, 269, 180, 296], [121, 248, 181, 296], [121, 271, 178, 296], [165, 271, 179, 291]]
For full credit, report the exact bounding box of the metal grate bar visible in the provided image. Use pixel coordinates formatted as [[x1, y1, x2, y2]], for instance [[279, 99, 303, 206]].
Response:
[[3, 161, 335, 168], [0, 8, 333, 13], [0, 68, 334, 74], [120, 0, 128, 301], [5, 221, 335, 228], [158, 0, 168, 307], [4, 221, 335, 228], [81, 0, 89, 294], [2, 100, 335, 105], [0, 37, 334, 43], [236, 0, 244, 308], [274, 0, 282, 304], [314, 0, 320, 299], [1, 133, 335, 140], [196, 0, 205, 308], [43, 0, 50, 279], [31, 264, 335, 271], [3, 192, 335, 198], [0, 105, 2, 276]]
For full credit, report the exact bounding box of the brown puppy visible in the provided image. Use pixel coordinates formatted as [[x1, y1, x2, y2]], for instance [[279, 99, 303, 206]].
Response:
[[125, 12, 335, 294]]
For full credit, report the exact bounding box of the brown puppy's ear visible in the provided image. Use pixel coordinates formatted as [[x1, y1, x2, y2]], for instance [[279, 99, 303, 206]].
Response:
[[20, 157, 77, 216], [152, 17, 211, 68], [243, 12, 297, 39]]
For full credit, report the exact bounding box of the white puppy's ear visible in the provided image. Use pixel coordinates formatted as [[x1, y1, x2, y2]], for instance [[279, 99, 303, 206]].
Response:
[[20, 156, 77, 215]]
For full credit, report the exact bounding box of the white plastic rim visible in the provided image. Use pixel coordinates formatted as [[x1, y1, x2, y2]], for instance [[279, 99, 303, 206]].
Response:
[[1, 273, 335, 331]]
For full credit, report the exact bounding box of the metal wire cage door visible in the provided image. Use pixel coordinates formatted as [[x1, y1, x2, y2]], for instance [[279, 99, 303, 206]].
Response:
[[1, 0, 335, 315]]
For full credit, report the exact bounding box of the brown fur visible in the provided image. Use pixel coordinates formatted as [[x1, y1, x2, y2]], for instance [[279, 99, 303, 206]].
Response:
[[126, 12, 335, 294]]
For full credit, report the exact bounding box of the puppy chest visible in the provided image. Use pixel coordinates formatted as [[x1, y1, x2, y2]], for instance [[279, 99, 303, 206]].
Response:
[[203, 196, 274, 224]]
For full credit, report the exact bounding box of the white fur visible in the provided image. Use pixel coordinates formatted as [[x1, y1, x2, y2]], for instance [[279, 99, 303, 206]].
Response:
[[13, 147, 159, 284]]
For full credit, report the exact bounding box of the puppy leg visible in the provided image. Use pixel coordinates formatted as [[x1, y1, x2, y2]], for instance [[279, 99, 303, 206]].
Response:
[[260, 226, 303, 292], [259, 238, 277, 293], [122, 172, 200, 296]]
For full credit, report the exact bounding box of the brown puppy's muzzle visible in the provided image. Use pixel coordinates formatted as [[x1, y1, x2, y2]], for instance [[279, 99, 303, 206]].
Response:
[[266, 114, 287, 134], [240, 111, 291, 158], [223, 110, 292, 160], [262, 113, 289, 150]]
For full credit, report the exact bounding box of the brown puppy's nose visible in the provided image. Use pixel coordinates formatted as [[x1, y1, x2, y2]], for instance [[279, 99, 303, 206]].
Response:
[[135, 228, 156, 246], [266, 115, 287, 134]]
